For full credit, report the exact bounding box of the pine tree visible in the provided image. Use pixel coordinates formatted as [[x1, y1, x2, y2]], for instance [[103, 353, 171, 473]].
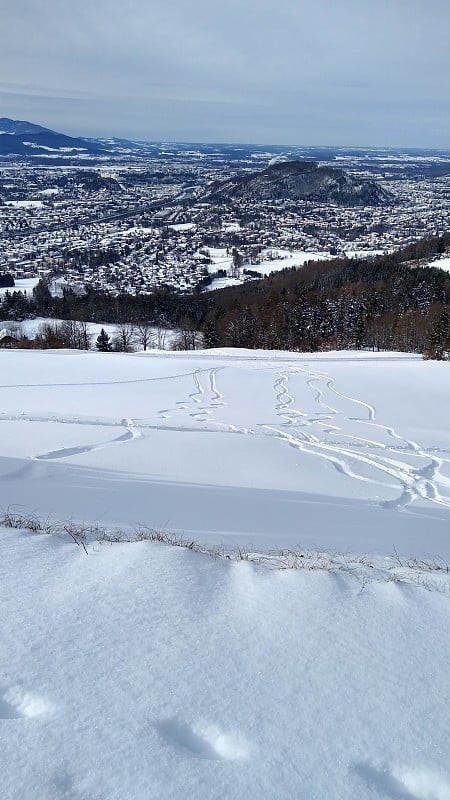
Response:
[[95, 328, 112, 352], [202, 314, 219, 348], [424, 310, 450, 360]]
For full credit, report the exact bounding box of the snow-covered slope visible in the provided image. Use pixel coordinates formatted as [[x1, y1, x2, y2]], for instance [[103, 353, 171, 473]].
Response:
[[1, 528, 449, 800], [1, 347, 450, 799], [1, 348, 450, 557]]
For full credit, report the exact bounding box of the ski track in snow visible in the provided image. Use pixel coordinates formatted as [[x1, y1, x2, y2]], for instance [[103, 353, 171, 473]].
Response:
[[0, 368, 204, 390], [2, 360, 450, 511], [32, 418, 141, 462], [158, 368, 225, 422], [264, 367, 450, 511]]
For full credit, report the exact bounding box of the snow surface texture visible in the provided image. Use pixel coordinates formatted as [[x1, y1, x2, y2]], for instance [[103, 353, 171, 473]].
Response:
[[1, 528, 450, 800], [0, 349, 449, 553], [1, 348, 450, 799], [1, 349, 450, 557]]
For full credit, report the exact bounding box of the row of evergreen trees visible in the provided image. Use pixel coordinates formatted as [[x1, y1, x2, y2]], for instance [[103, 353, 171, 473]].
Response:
[[1, 234, 450, 358]]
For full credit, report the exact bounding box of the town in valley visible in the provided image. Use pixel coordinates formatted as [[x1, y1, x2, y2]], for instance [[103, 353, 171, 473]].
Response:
[[2, 125, 450, 303]]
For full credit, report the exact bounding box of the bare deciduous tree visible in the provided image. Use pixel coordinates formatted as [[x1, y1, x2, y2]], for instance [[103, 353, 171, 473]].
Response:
[[113, 322, 136, 352], [172, 317, 203, 351], [35, 320, 92, 350], [134, 322, 155, 351]]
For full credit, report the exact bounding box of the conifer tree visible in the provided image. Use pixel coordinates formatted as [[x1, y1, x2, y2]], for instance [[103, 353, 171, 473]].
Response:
[[425, 310, 450, 360], [95, 328, 112, 352]]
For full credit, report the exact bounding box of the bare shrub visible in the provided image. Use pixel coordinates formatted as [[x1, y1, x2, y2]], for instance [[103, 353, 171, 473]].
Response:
[[1, 509, 449, 593]]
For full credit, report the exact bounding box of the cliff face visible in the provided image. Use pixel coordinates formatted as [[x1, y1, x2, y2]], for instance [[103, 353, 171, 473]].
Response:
[[205, 160, 393, 206]]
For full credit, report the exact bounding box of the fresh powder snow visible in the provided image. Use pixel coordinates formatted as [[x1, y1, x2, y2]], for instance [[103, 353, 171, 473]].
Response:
[[1, 347, 450, 800], [0, 348, 449, 556]]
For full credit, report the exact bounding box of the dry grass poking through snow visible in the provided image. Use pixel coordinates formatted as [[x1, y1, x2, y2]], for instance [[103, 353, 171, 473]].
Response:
[[1, 506, 450, 594]]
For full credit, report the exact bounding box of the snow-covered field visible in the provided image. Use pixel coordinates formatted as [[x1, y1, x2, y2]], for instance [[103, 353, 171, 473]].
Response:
[[427, 254, 450, 273], [1, 348, 450, 556], [206, 248, 386, 289], [4, 199, 44, 208], [253, 248, 332, 275], [206, 247, 332, 289], [0, 317, 176, 348], [1, 348, 450, 799], [0, 277, 40, 297]]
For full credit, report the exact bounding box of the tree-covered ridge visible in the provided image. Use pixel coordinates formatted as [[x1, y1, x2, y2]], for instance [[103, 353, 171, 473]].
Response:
[[201, 235, 450, 354], [1, 234, 450, 357]]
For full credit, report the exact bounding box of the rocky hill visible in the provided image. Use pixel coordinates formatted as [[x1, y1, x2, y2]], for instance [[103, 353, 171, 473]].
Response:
[[204, 160, 393, 206]]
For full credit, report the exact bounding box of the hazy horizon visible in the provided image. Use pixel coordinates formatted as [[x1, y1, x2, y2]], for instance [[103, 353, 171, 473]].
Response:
[[3, 115, 450, 153], [1, 0, 449, 149]]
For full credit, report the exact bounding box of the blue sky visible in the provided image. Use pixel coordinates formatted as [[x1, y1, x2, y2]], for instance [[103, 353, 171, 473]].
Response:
[[1, 0, 449, 147]]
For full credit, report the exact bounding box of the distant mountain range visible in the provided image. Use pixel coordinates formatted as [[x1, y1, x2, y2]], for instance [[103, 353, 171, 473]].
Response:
[[0, 117, 108, 156], [0, 119, 393, 206], [0, 118, 56, 136], [204, 160, 393, 206]]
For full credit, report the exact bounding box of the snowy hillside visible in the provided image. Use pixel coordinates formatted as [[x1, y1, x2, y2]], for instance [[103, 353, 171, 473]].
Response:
[[1, 528, 450, 800], [1, 348, 450, 556], [1, 348, 450, 800]]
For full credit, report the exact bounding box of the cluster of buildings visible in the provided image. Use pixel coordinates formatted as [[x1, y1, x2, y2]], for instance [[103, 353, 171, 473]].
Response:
[[1, 148, 450, 297]]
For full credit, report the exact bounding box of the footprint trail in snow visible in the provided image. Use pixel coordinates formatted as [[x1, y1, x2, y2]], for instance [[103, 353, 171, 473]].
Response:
[[264, 367, 450, 510]]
